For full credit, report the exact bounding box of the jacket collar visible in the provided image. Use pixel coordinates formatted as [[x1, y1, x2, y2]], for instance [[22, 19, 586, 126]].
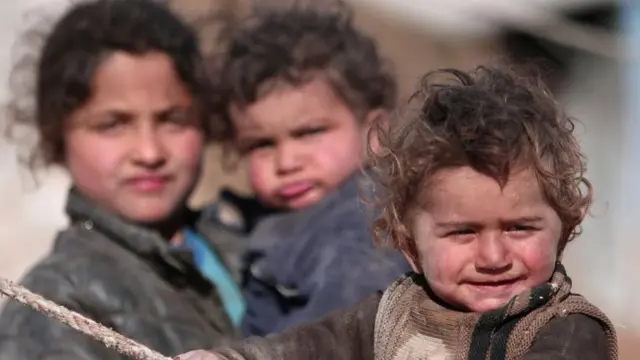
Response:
[[65, 188, 205, 279]]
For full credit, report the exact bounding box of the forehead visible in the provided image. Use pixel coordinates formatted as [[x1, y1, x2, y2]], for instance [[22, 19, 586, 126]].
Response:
[[85, 51, 192, 111], [423, 167, 550, 218], [230, 78, 355, 135]]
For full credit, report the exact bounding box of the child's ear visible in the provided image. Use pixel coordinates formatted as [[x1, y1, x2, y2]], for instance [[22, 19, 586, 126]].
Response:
[[362, 108, 389, 155]]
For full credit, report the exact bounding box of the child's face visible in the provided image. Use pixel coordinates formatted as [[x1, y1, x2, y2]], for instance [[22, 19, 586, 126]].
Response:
[[405, 166, 562, 313], [64, 51, 204, 224], [230, 79, 366, 210]]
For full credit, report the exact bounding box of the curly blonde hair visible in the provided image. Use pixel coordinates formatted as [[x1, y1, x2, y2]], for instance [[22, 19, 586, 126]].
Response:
[[369, 65, 592, 255]]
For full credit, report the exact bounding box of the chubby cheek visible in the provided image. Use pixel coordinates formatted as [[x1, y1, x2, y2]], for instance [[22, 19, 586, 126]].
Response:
[[246, 155, 276, 203], [517, 239, 559, 285], [66, 137, 123, 190], [169, 132, 205, 182], [311, 135, 363, 185], [421, 243, 469, 291]]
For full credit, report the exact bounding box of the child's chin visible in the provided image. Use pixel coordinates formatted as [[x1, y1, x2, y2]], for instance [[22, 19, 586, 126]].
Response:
[[466, 296, 513, 313], [119, 205, 173, 224], [284, 190, 323, 210]]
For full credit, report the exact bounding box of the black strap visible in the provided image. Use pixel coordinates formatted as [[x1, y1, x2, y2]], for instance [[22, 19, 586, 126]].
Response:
[[468, 306, 508, 360], [468, 282, 557, 360]]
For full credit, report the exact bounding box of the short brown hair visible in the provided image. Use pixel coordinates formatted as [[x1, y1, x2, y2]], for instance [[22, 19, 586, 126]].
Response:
[[210, 2, 397, 144], [369, 65, 591, 255]]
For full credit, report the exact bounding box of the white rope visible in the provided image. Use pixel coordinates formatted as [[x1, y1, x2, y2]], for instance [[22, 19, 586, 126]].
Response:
[[0, 278, 171, 360]]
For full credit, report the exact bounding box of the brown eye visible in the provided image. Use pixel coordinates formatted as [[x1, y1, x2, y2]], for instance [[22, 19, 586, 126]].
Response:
[[446, 229, 475, 237], [92, 113, 129, 133], [293, 126, 327, 138], [507, 225, 537, 233], [506, 225, 539, 240], [160, 108, 194, 127], [243, 139, 275, 153]]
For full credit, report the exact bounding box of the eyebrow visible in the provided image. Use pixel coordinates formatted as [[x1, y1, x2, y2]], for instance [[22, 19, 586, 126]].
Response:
[[237, 117, 331, 138], [433, 221, 481, 229], [433, 216, 545, 228], [86, 103, 192, 116], [296, 116, 331, 125], [236, 132, 272, 143]]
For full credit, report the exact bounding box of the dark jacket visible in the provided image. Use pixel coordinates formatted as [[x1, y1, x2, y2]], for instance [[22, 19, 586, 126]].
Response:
[[0, 190, 240, 360], [199, 189, 270, 285], [216, 293, 614, 360], [214, 269, 617, 360], [241, 174, 411, 336]]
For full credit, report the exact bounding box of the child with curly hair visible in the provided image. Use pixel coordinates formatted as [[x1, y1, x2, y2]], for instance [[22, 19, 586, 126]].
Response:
[[0, 0, 241, 358], [204, 3, 410, 337], [178, 65, 618, 359]]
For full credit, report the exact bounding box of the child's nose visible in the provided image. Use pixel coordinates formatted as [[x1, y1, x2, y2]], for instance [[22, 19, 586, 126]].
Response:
[[275, 142, 303, 174], [475, 235, 511, 272], [132, 130, 166, 168]]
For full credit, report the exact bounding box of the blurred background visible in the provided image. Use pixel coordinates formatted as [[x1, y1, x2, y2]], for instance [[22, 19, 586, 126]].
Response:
[[0, 0, 636, 356]]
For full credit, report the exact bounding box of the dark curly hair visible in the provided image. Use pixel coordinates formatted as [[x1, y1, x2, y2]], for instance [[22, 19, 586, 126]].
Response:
[[369, 64, 592, 255], [5, 0, 211, 168], [210, 1, 397, 144]]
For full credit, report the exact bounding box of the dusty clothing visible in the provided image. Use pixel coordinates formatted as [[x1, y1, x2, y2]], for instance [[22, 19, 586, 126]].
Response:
[[197, 189, 277, 327], [203, 188, 277, 238], [373, 266, 617, 360], [241, 174, 410, 336], [0, 189, 238, 360], [200, 188, 276, 285], [212, 266, 617, 360]]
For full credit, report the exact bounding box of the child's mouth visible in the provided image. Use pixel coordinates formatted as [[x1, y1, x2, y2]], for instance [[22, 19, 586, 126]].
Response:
[[466, 277, 524, 293], [278, 181, 314, 200], [125, 175, 171, 193]]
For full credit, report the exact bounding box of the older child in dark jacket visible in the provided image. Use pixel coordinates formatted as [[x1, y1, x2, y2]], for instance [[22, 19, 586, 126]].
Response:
[[0, 1, 240, 358]]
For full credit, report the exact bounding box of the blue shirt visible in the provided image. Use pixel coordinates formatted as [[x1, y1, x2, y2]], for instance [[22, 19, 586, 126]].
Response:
[[180, 228, 246, 327]]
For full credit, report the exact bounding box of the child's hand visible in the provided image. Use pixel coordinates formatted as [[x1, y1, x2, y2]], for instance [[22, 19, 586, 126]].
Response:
[[174, 350, 222, 360]]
